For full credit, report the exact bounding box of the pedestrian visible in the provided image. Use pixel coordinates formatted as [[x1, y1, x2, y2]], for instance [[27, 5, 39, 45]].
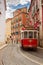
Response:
[[14, 35, 15, 43], [10, 36, 12, 43], [11, 35, 14, 44]]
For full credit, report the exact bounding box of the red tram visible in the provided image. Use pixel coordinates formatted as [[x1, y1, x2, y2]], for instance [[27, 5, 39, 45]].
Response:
[[21, 28, 39, 49]]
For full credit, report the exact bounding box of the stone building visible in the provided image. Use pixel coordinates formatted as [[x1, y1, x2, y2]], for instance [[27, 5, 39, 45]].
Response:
[[6, 18, 12, 43], [11, 7, 30, 43], [29, 0, 43, 47]]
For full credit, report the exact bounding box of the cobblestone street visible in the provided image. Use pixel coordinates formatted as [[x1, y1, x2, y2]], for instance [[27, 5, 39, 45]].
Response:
[[0, 43, 41, 65]]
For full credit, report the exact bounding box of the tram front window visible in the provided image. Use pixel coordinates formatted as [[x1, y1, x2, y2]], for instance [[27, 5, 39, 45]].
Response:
[[29, 32, 33, 38], [24, 31, 27, 38]]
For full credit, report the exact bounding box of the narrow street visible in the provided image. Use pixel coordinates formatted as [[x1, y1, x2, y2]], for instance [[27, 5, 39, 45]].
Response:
[[0, 43, 41, 65], [0, 0, 43, 65], [19, 44, 43, 65]]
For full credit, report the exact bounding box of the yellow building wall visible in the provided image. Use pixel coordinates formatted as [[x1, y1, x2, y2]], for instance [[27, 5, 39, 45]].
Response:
[[5, 18, 12, 42]]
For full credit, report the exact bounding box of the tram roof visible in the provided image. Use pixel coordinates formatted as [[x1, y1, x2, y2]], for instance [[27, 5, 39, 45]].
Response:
[[22, 26, 38, 30]]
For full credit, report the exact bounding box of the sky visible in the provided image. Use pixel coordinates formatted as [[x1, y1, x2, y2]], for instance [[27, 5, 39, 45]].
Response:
[[6, 0, 31, 19]]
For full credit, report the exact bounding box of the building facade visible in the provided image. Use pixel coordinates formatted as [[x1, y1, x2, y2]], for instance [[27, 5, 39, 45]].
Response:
[[11, 7, 30, 43], [0, 0, 6, 44], [6, 18, 12, 43], [29, 0, 43, 47]]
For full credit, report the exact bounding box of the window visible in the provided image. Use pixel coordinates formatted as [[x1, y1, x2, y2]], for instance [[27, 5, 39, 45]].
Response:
[[15, 23, 18, 28], [13, 32, 15, 35], [25, 14, 27, 17], [19, 17, 21, 21], [33, 6, 35, 13], [11, 33, 13, 35], [15, 32, 18, 35], [32, 6, 35, 16], [24, 31, 27, 38], [34, 32, 37, 38], [21, 32, 24, 38], [27, 32, 29, 38], [11, 22, 13, 25], [16, 18, 18, 22], [16, 23, 18, 27], [29, 32, 33, 38], [36, 3, 38, 10], [19, 22, 22, 26]]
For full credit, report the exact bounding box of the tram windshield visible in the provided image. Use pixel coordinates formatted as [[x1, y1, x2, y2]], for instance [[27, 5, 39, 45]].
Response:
[[21, 30, 38, 39], [29, 32, 33, 38]]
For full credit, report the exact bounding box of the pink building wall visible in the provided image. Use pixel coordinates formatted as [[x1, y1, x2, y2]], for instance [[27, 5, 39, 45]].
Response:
[[42, 6, 43, 31]]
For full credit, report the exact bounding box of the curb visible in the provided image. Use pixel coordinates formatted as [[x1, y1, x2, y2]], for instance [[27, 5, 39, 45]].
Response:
[[18, 44, 43, 65], [38, 47, 43, 49], [0, 44, 8, 50]]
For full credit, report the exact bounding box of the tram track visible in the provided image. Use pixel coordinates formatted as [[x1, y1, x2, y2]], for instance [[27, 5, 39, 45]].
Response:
[[0, 43, 43, 65], [1, 60, 4, 65], [17, 44, 43, 65]]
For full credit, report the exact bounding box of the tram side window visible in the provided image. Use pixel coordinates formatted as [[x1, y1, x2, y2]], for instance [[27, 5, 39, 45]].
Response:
[[27, 32, 29, 38], [29, 32, 33, 38], [34, 32, 37, 38], [24, 31, 27, 38], [22, 32, 24, 38]]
